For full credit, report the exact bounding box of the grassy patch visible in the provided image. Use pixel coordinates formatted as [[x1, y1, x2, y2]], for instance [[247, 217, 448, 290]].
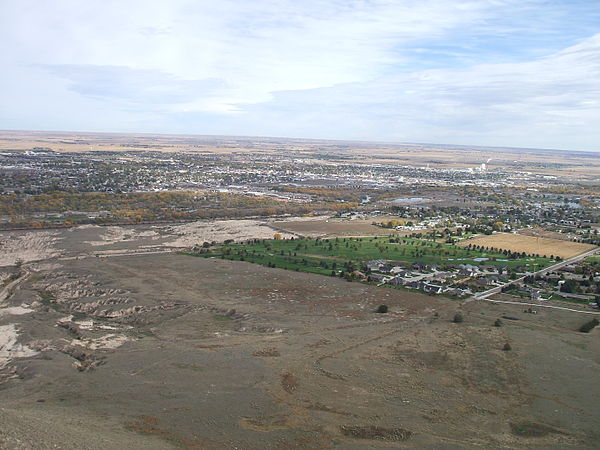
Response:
[[340, 425, 412, 441], [563, 341, 587, 350], [213, 314, 233, 321], [36, 289, 56, 304], [548, 293, 590, 305], [185, 236, 552, 279], [510, 422, 564, 438]]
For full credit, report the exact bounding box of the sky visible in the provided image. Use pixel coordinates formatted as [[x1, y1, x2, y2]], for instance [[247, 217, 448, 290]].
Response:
[[1, 0, 599, 151]]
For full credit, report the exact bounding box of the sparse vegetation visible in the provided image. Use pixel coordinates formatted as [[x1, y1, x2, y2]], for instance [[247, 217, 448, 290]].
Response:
[[340, 425, 412, 441], [376, 304, 388, 313], [579, 318, 599, 333]]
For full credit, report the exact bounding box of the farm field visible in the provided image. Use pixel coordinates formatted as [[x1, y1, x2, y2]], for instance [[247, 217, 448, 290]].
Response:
[[458, 232, 596, 259], [1, 253, 599, 448], [2, 130, 600, 178], [517, 227, 578, 242], [188, 236, 554, 277]]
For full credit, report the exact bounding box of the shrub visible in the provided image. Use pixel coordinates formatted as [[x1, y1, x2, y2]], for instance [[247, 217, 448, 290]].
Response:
[[452, 313, 464, 323], [376, 304, 388, 314], [503, 342, 512, 351], [494, 319, 503, 327], [579, 318, 599, 333]]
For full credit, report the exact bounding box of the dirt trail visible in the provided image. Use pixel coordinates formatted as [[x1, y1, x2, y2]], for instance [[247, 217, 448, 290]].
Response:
[[0, 270, 30, 304]]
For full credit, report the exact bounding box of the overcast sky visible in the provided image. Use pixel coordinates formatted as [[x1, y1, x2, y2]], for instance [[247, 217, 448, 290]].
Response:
[[1, 0, 599, 151]]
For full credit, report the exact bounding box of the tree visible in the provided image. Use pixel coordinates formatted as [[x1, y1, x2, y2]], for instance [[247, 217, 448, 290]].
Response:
[[579, 318, 599, 333], [560, 279, 578, 294], [453, 313, 464, 323], [376, 304, 388, 314], [273, 233, 283, 240]]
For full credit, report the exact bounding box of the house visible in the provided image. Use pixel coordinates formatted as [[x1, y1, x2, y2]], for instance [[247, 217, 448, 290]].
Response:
[[543, 274, 561, 282], [447, 287, 471, 297], [412, 261, 428, 271], [560, 265, 577, 273], [379, 266, 394, 274], [390, 266, 409, 276], [368, 273, 387, 283], [421, 282, 447, 294], [406, 280, 422, 289], [475, 277, 495, 287], [428, 276, 450, 284], [458, 264, 479, 276], [365, 259, 386, 272], [351, 270, 366, 279], [429, 271, 454, 279], [387, 276, 409, 286]]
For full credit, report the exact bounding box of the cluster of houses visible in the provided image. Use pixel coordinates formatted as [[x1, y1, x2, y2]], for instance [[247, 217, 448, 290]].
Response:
[[364, 259, 490, 297], [521, 264, 600, 304], [362, 258, 561, 299]]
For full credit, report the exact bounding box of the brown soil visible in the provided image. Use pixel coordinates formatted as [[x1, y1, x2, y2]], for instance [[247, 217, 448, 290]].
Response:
[[0, 250, 597, 448], [458, 232, 596, 258]]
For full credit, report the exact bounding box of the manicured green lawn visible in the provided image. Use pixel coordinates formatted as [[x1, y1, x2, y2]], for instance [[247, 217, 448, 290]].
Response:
[[184, 236, 553, 276]]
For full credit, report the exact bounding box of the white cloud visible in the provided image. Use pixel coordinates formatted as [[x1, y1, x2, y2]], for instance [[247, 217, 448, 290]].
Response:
[[1, 0, 599, 150], [0, 0, 517, 109], [220, 33, 600, 150]]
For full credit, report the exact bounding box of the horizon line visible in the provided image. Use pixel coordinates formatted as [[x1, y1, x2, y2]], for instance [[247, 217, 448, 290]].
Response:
[[1, 128, 599, 155]]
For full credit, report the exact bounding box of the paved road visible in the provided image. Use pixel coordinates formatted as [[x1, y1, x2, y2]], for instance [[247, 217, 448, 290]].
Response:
[[470, 246, 600, 301]]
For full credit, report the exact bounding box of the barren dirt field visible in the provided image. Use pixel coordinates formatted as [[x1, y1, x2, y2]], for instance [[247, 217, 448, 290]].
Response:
[[517, 227, 579, 242], [271, 218, 401, 238], [0, 219, 296, 265], [1, 245, 599, 448], [458, 232, 597, 259]]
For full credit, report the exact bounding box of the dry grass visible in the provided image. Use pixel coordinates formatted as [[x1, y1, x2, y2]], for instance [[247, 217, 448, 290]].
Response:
[[517, 228, 575, 241], [271, 218, 400, 237], [253, 347, 280, 357], [458, 233, 596, 258], [340, 425, 412, 441]]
